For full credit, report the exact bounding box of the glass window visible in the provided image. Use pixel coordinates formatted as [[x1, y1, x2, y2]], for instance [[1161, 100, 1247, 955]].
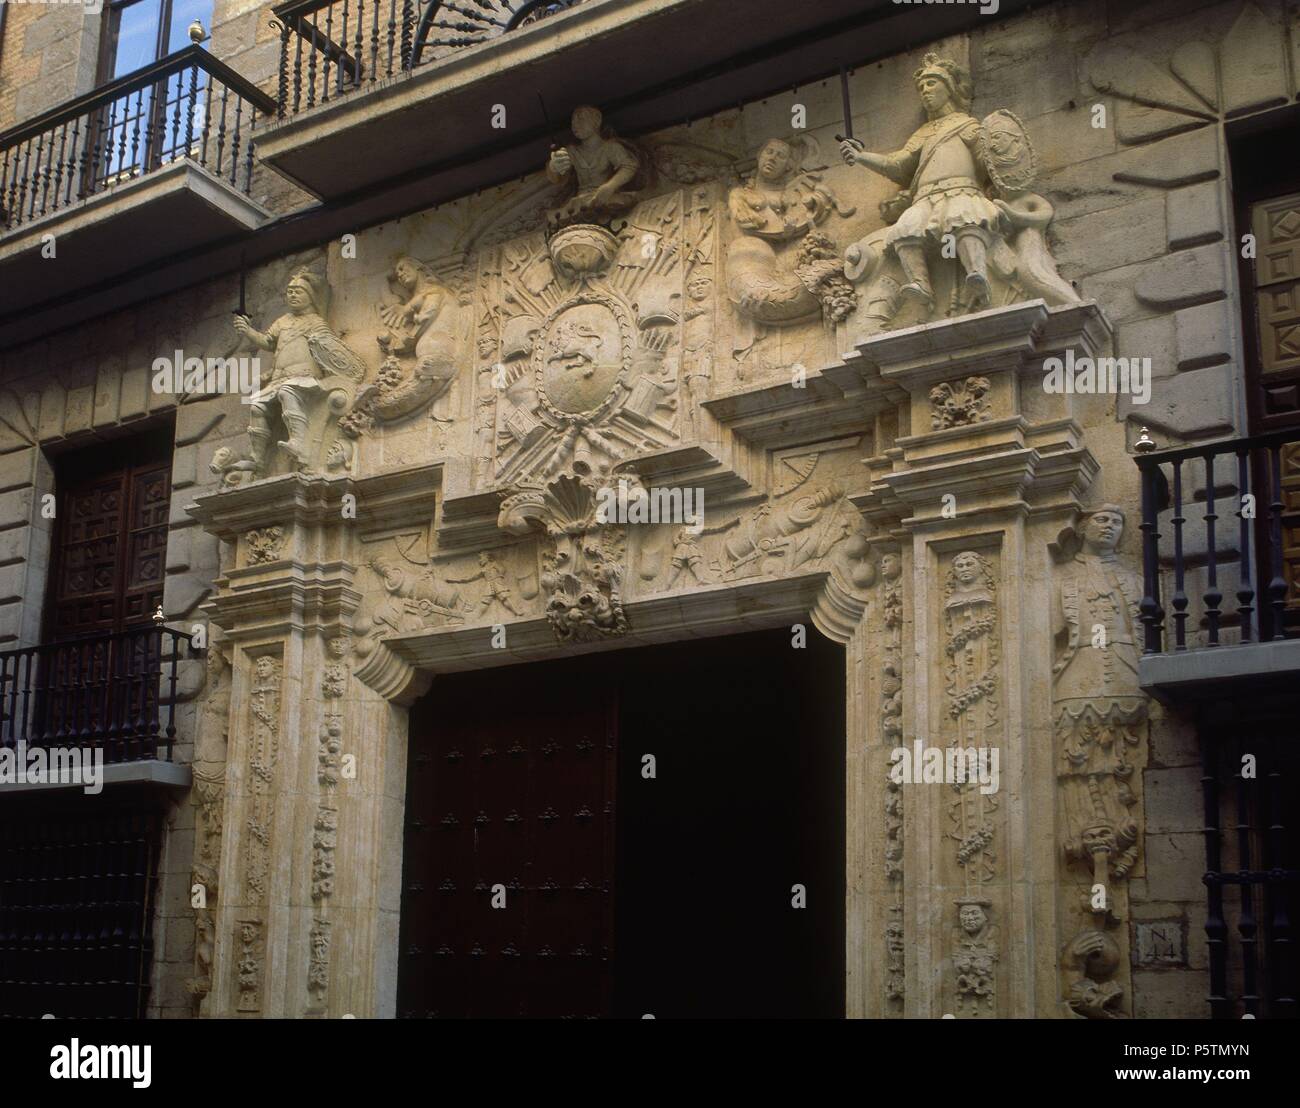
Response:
[[100, 0, 212, 83]]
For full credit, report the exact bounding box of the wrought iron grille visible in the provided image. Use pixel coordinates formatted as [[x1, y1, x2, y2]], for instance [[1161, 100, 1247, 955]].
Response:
[[0, 45, 276, 232], [271, 0, 586, 116], [1135, 428, 1300, 652], [1200, 723, 1298, 1018], [0, 626, 190, 766], [0, 800, 163, 1018]]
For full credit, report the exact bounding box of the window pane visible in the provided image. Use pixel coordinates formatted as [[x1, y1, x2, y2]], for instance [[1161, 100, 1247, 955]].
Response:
[[167, 0, 213, 54], [108, 0, 164, 79]]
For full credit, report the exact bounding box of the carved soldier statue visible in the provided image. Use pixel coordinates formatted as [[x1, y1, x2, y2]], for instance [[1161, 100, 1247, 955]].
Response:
[[545, 106, 644, 229], [232, 268, 365, 474], [840, 53, 1000, 312], [1053, 506, 1147, 885]]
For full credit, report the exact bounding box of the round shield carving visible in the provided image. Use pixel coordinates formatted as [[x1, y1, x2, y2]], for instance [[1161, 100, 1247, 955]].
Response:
[[978, 109, 1037, 195], [534, 295, 633, 421]]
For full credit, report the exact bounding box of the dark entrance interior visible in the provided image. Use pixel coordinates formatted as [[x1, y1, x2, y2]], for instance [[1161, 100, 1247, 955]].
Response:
[[398, 625, 845, 1018]]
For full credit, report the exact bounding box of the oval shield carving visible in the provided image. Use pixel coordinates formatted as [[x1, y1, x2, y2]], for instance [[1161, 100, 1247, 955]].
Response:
[[536, 299, 629, 417], [978, 109, 1037, 195]]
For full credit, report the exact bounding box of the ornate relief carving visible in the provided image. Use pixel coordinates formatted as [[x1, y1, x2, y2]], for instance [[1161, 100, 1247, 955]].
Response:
[[880, 552, 905, 1013], [681, 268, 715, 440], [1052, 507, 1146, 886], [952, 898, 998, 1017], [714, 485, 875, 591], [235, 919, 264, 1013], [322, 635, 350, 696], [841, 53, 1078, 336], [1063, 929, 1125, 1019], [498, 465, 629, 642], [244, 655, 282, 903], [312, 714, 341, 903], [188, 642, 231, 1006], [307, 920, 332, 1011], [475, 181, 696, 485], [929, 376, 991, 430], [943, 551, 1000, 883], [352, 555, 467, 657], [340, 255, 464, 436], [1052, 506, 1148, 1020], [726, 137, 856, 372], [245, 527, 286, 565], [446, 552, 523, 618], [229, 268, 366, 480]]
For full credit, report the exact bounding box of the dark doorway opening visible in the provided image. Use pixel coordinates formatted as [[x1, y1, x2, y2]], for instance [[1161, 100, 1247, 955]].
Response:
[[398, 625, 846, 1018]]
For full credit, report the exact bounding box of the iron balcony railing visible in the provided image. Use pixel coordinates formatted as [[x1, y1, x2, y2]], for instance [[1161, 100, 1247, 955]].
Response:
[[270, 0, 584, 116], [0, 625, 191, 767], [0, 45, 276, 232], [1135, 428, 1300, 653]]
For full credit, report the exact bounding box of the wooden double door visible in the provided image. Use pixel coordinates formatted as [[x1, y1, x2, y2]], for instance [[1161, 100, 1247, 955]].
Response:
[[398, 628, 846, 1019]]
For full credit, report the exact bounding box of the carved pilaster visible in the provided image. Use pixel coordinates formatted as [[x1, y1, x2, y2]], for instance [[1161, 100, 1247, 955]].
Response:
[[857, 300, 1113, 1018]]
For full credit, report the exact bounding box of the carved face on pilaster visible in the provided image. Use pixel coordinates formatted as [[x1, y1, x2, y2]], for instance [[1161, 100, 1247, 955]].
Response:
[[881, 554, 901, 581], [959, 903, 988, 936], [686, 274, 711, 302], [1081, 823, 1117, 856], [952, 551, 982, 587], [1081, 509, 1124, 556]]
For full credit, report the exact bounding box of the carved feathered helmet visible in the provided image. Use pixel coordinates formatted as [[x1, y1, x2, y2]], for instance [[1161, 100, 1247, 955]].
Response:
[[913, 52, 973, 113], [287, 266, 329, 316]]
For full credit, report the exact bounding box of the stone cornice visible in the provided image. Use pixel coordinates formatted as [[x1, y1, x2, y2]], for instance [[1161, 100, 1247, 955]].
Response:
[[186, 466, 442, 540]]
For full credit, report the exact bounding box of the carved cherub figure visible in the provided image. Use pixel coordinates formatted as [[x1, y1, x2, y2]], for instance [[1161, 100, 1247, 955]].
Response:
[[232, 268, 365, 472], [840, 53, 1001, 312], [545, 106, 644, 229]]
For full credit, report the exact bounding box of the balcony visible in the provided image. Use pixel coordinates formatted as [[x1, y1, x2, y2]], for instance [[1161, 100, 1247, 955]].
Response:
[[0, 46, 274, 322], [255, 0, 1035, 204], [1135, 428, 1300, 701], [0, 625, 192, 787]]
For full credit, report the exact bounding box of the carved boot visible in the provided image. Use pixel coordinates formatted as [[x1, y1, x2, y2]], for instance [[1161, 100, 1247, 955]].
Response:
[[958, 233, 991, 308], [247, 428, 272, 477], [893, 242, 934, 309], [278, 411, 310, 468]]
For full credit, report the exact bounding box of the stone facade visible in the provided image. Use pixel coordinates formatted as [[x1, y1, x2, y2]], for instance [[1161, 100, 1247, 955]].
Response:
[[3, 0, 1295, 1018]]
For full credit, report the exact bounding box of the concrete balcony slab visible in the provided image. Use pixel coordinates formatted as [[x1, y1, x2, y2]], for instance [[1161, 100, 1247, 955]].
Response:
[[0, 159, 268, 320], [256, 0, 1035, 203]]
